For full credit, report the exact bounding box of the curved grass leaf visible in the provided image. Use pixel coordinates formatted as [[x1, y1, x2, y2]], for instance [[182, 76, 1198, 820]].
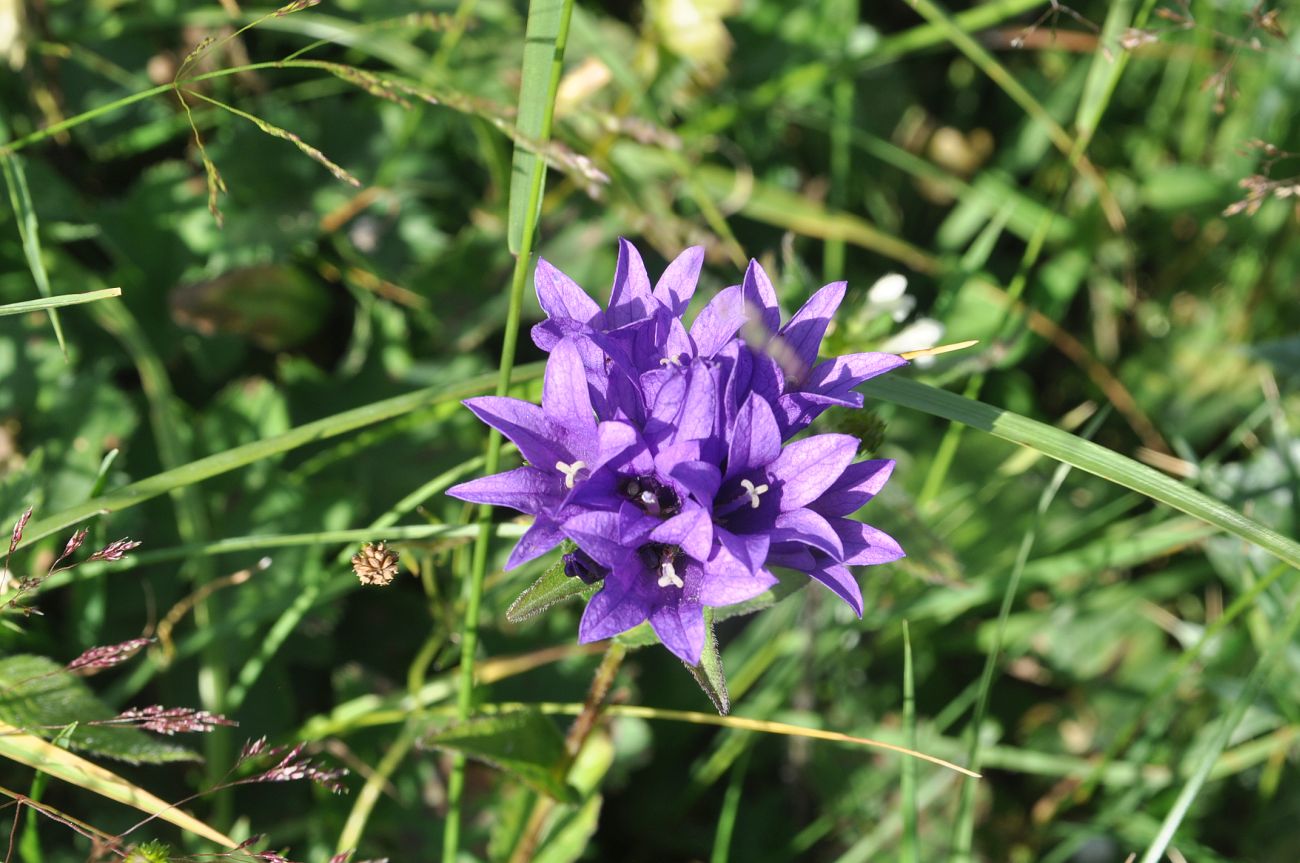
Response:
[[14, 363, 544, 552], [0, 656, 195, 765], [864, 375, 1300, 571], [0, 720, 236, 848]]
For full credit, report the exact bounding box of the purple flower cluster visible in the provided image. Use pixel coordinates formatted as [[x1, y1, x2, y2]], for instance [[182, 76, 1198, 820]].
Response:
[[450, 241, 905, 665]]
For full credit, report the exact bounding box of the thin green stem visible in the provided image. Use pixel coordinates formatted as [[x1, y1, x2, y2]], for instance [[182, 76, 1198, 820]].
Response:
[[442, 1, 576, 859]]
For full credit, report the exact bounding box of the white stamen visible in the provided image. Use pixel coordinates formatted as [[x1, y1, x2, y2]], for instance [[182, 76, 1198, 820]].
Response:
[[658, 355, 682, 367], [740, 479, 770, 509], [657, 559, 684, 589], [640, 490, 661, 516], [555, 460, 587, 489]]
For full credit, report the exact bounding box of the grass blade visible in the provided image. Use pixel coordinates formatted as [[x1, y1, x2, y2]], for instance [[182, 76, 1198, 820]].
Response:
[[13, 364, 542, 552], [863, 375, 1300, 570], [0, 288, 122, 317], [0, 721, 237, 849], [900, 620, 919, 863], [1, 154, 67, 352], [506, 0, 568, 254]]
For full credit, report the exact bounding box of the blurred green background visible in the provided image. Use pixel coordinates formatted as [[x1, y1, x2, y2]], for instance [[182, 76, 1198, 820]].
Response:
[[1, 0, 1299, 860]]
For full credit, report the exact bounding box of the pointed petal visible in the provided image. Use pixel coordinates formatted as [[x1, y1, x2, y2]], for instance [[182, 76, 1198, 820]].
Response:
[[668, 460, 722, 505], [579, 563, 652, 643], [446, 466, 558, 515], [607, 238, 655, 328], [780, 281, 845, 370], [689, 285, 747, 358], [807, 563, 863, 617], [535, 257, 602, 325], [834, 519, 906, 566], [726, 393, 782, 479], [804, 352, 908, 398], [649, 598, 706, 665], [697, 542, 778, 607], [505, 519, 566, 569], [653, 246, 704, 316], [596, 421, 654, 473], [542, 339, 596, 431], [768, 434, 859, 510], [464, 397, 565, 469], [772, 508, 844, 558], [814, 459, 895, 517], [716, 528, 770, 574], [741, 259, 781, 333], [563, 511, 629, 568], [650, 506, 713, 561]]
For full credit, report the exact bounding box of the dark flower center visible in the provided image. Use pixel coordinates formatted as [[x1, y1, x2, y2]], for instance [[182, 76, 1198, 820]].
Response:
[[563, 549, 605, 585], [637, 543, 685, 589], [620, 474, 681, 518]]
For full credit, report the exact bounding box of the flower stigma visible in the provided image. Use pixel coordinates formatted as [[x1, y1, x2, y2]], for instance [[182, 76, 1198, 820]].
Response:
[[740, 478, 770, 509], [555, 460, 587, 489]]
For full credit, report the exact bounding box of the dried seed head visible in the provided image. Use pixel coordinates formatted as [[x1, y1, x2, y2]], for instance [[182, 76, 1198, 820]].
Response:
[[67, 637, 154, 674], [351, 542, 400, 586], [86, 538, 142, 562], [9, 506, 32, 555]]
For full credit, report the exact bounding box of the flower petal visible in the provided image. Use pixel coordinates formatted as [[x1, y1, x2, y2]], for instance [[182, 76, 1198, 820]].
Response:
[[834, 519, 906, 566], [651, 505, 713, 561], [607, 238, 655, 328], [653, 246, 704, 317], [726, 393, 782, 479], [542, 339, 596, 432], [446, 466, 558, 515], [741, 259, 782, 334], [697, 541, 778, 607], [772, 508, 844, 558], [563, 511, 630, 568], [689, 285, 747, 358], [767, 433, 860, 510], [535, 257, 602, 326], [579, 562, 652, 643], [505, 519, 566, 570], [804, 352, 908, 399], [807, 562, 863, 617], [780, 281, 845, 370], [649, 597, 706, 665], [464, 397, 566, 469], [813, 459, 895, 517]]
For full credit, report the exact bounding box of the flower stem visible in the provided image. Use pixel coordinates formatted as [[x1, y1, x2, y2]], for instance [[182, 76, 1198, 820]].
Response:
[[442, 1, 576, 859]]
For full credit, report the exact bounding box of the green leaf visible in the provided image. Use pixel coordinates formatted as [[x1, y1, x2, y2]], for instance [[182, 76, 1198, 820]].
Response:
[[424, 709, 576, 803], [687, 610, 730, 715], [507, 0, 571, 253], [0, 656, 197, 765], [863, 375, 1300, 571], [506, 541, 591, 623]]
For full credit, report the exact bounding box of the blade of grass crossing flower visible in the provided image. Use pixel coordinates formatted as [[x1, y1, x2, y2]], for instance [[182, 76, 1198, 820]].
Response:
[[13, 364, 541, 552], [0, 288, 122, 317], [1138, 584, 1300, 863], [447, 1, 576, 858], [506, 0, 567, 254], [950, 408, 1104, 862], [1, 154, 66, 353], [900, 620, 918, 863], [862, 376, 1300, 571]]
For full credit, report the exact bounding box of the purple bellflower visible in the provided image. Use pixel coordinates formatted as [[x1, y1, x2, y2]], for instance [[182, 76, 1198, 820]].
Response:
[[450, 240, 905, 665]]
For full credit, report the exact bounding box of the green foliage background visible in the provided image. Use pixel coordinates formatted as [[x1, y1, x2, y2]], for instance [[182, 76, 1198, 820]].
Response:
[[1, 0, 1299, 861]]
